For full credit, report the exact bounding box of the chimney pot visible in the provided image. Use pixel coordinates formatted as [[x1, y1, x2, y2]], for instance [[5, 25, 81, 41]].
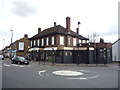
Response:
[[54, 22, 56, 27], [38, 28, 41, 34], [24, 34, 28, 38], [76, 28, 79, 34], [66, 17, 71, 33]]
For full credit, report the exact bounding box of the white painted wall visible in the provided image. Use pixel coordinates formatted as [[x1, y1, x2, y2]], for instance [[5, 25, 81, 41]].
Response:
[[112, 39, 120, 61]]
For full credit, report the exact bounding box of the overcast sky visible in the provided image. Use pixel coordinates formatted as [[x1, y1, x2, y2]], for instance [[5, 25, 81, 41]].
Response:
[[0, 0, 119, 50]]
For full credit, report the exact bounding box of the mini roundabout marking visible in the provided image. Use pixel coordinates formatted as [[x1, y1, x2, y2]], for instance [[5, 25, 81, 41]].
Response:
[[38, 69, 100, 80], [52, 70, 83, 76]]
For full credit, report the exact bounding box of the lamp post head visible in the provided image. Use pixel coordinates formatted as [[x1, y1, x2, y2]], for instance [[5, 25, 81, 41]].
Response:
[[78, 22, 81, 25]]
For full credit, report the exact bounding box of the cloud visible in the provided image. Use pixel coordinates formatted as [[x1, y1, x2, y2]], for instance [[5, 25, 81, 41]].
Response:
[[11, 1, 37, 17]]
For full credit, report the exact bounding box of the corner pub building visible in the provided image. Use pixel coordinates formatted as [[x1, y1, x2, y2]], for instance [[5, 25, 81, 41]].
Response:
[[29, 17, 112, 64]]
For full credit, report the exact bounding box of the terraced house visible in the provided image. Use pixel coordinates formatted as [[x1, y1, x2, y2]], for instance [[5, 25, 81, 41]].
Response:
[[29, 17, 112, 64]]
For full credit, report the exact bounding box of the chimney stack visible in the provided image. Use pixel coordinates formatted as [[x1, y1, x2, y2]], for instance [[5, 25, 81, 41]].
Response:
[[24, 34, 28, 38], [66, 17, 71, 33], [54, 22, 56, 27], [76, 28, 79, 34], [38, 28, 41, 34]]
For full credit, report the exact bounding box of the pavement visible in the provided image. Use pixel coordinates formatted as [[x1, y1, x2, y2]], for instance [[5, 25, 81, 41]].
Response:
[[1, 58, 120, 89]]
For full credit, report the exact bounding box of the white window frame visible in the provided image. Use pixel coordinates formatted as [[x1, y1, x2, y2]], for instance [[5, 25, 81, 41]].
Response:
[[31, 41, 32, 47], [46, 38, 49, 45], [68, 37, 71, 45], [60, 36, 64, 45], [52, 36, 54, 45], [41, 39, 44, 46], [37, 39, 39, 46], [34, 40, 36, 46], [83, 40, 85, 43], [79, 39, 81, 43], [73, 38, 76, 46]]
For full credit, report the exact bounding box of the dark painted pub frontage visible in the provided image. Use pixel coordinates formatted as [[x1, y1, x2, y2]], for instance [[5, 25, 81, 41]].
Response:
[[29, 17, 112, 64]]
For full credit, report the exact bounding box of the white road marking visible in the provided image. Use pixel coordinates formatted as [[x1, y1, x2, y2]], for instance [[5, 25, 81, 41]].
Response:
[[79, 70, 90, 72], [19, 65, 25, 67], [87, 75, 100, 80], [11, 64, 19, 67], [52, 70, 83, 76], [38, 70, 46, 76], [3, 64, 11, 67], [66, 75, 100, 80], [67, 77, 87, 80]]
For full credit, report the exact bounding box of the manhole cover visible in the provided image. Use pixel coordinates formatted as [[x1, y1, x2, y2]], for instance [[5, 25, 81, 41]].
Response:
[[52, 70, 83, 76]]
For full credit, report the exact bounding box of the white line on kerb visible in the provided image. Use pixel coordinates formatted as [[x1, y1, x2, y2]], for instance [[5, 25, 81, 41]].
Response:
[[38, 70, 46, 76]]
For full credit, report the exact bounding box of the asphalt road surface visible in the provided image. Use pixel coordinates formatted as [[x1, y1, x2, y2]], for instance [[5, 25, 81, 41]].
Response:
[[2, 58, 119, 88]]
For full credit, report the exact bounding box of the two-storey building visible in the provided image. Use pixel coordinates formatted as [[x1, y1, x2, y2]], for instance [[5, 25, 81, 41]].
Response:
[[29, 17, 89, 63], [29, 17, 112, 64]]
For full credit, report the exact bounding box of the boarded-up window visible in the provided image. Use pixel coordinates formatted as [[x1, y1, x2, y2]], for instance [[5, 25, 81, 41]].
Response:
[[37, 39, 39, 46], [68, 37, 71, 45], [73, 38, 76, 46], [34, 40, 36, 46], [30, 41, 32, 47], [46, 38, 49, 45], [52, 36, 54, 45], [41, 39, 44, 46], [60, 36, 64, 45]]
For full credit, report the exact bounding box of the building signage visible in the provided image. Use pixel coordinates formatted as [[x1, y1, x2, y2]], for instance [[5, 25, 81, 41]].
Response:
[[18, 42, 24, 51]]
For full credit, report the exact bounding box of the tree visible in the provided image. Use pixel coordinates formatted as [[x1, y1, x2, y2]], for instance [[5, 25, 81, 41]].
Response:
[[87, 32, 99, 43]]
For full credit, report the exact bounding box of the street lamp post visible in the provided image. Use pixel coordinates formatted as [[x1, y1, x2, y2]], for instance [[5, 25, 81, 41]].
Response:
[[3, 39, 5, 49], [3, 39, 5, 57], [10, 30, 13, 59], [77, 22, 81, 65], [78, 22, 81, 31]]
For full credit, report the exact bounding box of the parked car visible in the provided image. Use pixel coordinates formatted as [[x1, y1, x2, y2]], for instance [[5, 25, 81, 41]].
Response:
[[11, 56, 29, 65], [0, 55, 4, 60]]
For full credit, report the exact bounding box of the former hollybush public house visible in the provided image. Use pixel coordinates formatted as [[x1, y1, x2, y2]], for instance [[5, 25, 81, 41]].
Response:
[[29, 17, 112, 64]]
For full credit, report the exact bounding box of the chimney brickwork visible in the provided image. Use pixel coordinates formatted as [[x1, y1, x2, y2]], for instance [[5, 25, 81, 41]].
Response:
[[38, 28, 41, 34], [66, 17, 70, 33]]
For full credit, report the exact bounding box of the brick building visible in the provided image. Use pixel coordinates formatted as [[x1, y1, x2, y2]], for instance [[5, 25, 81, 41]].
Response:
[[10, 34, 30, 57], [29, 17, 112, 64]]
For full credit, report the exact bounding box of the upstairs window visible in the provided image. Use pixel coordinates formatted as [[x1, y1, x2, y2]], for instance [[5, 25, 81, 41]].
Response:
[[46, 38, 49, 45], [34, 40, 36, 46], [60, 36, 64, 45], [41, 39, 44, 46], [37, 39, 39, 46], [68, 37, 71, 45], [83, 40, 85, 43], [52, 36, 54, 45], [79, 39, 81, 43], [30, 41, 32, 47], [73, 38, 76, 46]]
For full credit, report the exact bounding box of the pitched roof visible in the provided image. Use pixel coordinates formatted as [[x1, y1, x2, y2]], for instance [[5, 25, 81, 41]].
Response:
[[29, 25, 88, 40]]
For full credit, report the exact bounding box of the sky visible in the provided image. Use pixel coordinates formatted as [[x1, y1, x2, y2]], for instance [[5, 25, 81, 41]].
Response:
[[0, 0, 119, 50]]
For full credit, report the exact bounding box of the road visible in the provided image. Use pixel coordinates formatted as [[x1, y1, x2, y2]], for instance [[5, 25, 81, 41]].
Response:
[[1, 58, 119, 89]]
